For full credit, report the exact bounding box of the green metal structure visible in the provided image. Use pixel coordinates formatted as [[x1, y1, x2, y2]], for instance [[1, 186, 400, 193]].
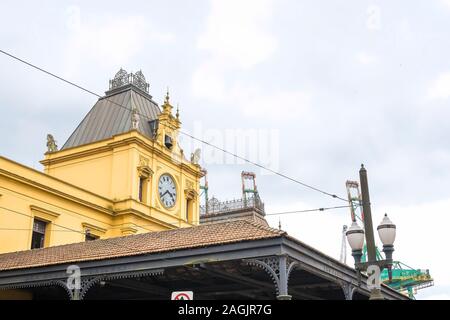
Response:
[[360, 245, 434, 299], [346, 180, 433, 299], [381, 261, 433, 299]]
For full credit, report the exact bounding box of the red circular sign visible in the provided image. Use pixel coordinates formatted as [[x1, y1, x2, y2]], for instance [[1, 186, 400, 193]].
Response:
[[173, 293, 191, 300]]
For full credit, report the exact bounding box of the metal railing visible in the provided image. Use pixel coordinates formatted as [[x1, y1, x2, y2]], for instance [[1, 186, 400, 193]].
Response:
[[109, 71, 149, 93], [200, 196, 265, 215]]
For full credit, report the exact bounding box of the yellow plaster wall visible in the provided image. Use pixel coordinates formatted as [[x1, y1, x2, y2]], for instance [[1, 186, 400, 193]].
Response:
[[42, 130, 201, 228], [0, 129, 201, 254], [45, 151, 114, 199], [0, 158, 115, 253]]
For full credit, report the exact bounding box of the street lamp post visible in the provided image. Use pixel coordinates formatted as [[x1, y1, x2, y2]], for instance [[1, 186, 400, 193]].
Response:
[[346, 164, 397, 300]]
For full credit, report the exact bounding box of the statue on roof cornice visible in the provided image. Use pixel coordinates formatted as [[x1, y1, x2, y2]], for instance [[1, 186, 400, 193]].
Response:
[[46, 134, 58, 153], [131, 107, 139, 129], [190, 148, 201, 165]]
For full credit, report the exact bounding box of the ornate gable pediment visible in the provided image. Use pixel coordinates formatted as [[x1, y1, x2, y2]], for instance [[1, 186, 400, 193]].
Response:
[[184, 188, 198, 200], [137, 156, 153, 179]]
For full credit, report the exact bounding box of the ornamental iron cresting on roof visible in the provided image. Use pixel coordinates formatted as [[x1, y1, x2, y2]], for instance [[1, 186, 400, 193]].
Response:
[[109, 68, 149, 93]]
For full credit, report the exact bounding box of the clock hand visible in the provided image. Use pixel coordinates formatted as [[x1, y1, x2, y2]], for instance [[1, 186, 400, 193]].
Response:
[[164, 190, 174, 199], [161, 190, 170, 197]]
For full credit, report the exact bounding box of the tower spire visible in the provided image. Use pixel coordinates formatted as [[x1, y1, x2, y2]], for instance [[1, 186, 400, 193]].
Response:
[[165, 87, 170, 104], [162, 87, 173, 115]]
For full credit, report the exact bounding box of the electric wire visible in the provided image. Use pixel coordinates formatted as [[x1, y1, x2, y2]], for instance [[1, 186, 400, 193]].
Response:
[[0, 204, 353, 274], [265, 205, 354, 216], [0, 48, 348, 203], [0, 204, 355, 233], [0, 206, 191, 261], [0, 204, 357, 295]]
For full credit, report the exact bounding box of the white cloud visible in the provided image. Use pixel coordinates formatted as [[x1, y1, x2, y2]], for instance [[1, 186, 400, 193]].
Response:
[[356, 52, 377, 65], [427, 73, 450, 100], [198, 0, 277, 69], [191, 59, 227, 100], [192, 0, 277, 100], [191, 72, 311, 119], [382, 199, 450, 288], [423, 293, 450, 300], [192, 0, 306, 121], [230, 86, 311, 119], [366, 5, 382, 31], [440, 0, 450, 9], [265, 200, 349, 261], [63, 14, 174, 77]]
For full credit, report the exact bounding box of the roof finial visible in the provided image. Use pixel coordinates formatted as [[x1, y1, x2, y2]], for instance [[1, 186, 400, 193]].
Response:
[[165, 87, 170, 104], [176, 103, 180, 119], [278, 218, 282, 230], [162, 87, 174, 115]]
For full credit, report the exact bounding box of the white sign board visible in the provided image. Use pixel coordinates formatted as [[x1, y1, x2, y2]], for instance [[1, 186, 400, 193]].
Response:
[[171, 291, 194, 300]]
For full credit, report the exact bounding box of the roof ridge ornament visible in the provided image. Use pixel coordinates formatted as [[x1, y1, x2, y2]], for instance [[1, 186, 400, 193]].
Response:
[[162, 87, 173, 114], [164, 87, 170, 104], [132, 70, 147, 91], [109, 68, 149, 93]]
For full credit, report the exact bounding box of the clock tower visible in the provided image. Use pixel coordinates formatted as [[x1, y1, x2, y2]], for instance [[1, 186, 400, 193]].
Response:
[[40, 69, 203, 234]]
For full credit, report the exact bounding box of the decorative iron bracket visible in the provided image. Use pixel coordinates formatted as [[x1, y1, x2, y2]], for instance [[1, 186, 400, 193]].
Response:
[[340, 281, 356, 300], [73, 268, 165, 300], [0, 268, 164, 300], [244, 255, 300, 298]]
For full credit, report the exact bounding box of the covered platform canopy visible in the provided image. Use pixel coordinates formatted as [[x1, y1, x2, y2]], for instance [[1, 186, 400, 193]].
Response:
[[0, 220, 407, 300]]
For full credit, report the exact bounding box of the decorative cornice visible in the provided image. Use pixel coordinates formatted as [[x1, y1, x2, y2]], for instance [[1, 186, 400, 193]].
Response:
[[184, 188, 198, 200], [138, 166, 153, 179], [137, 156, 153, 179], [120, 226, 138, 235], [41, 132, 202, 178], [113, 208, 180, 230], [40, 145, 112, 166], [0, 167, 113, 216], [30, 205, 61, 219], [81, 222, 107, 234]]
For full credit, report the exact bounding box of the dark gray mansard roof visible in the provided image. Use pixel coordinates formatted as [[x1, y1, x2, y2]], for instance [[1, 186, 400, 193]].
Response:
[[62, 77, 161, 150]]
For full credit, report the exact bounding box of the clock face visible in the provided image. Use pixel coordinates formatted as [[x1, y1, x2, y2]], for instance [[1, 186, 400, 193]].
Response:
[[158, 174, 177, 208]]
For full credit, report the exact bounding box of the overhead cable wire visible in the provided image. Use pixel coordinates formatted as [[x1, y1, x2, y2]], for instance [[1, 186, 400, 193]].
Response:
[[0, 48, 348, 202], [265, 205, 354, 216], [0, 204, 354, 278], [0, 206, 185, 261], [0, 204, 354, 233]]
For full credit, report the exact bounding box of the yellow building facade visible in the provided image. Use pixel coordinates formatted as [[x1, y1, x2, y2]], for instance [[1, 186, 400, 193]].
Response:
[[0, 69, 202, 254]]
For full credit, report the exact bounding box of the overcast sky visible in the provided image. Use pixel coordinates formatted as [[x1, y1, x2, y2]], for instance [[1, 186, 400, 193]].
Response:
[[0, 0, 449, 299]]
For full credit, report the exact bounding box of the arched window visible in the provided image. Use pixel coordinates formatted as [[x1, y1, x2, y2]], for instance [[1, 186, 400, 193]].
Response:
[[184, 189, 197, 223], [137, 157, 153, 204]]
